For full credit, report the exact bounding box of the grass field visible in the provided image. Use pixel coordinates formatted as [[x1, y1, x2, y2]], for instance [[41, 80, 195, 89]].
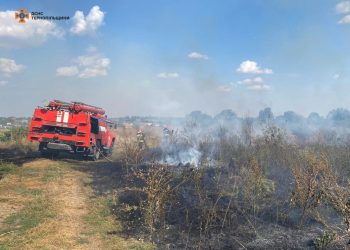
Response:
[[0, 159, 154, 250], [2, 124, 350, 249]]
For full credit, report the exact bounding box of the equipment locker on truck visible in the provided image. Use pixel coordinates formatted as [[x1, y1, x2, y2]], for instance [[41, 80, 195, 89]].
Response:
[[27, 100, 117, 160]]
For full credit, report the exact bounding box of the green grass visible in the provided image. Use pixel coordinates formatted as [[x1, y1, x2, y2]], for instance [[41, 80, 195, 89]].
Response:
[[19, 168, 40, 178], [15, 161, 67, 183], [0, 191, 56, 249], [2, 194, 55, 234], [81, 174, 154, 249], [0, 162, 16, 180], [76, 236, 90, 245], [1, 162, 67, 237], [14, 187, 43, 196], [0, 160, 153, 250], [41, 165, 64, 182], [0, 161, 68, 249], [83, 194, 154, 250], [83, 194, 121, 234]]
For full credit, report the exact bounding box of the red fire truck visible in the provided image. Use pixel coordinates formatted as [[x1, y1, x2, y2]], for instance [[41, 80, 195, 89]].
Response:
[[27, 100, 116, 160]]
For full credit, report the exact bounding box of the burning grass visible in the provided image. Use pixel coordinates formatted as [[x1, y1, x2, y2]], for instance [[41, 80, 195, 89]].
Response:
[[109, 123, 350, 249]]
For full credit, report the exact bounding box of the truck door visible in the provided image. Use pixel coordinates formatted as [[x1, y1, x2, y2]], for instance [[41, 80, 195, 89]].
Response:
[[90, 117, 99, 134]]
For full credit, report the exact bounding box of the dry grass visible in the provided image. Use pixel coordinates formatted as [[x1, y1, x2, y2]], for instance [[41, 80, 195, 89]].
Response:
[[3, 122, 350, 248], [290, 152, 326, 226], [0, 140, 37, 156], [116, 127, 162, 148], [0, 127, 36, 156], [110, 124, 350, 248]]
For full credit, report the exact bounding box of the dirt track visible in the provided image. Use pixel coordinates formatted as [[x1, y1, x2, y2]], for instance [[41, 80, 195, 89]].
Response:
[[0, 157, 153, 250], [28, 159, 104, 249]]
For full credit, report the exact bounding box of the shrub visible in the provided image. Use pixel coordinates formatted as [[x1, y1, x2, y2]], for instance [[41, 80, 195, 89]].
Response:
[[0, 126, 28, 143], [313, 231, 337, 250], [240, 158, 275, 218], [290, 151, 327, 226]]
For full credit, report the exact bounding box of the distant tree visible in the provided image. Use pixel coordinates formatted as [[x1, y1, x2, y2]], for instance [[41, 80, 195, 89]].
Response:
[[327, 108, 350, 126], [307, 112, 322, 124], [307, 113, 324, 131], [241, 117, 254, 146], [282, 111, 303, 123], [186, 111, 213, 127], [258, 107, 274, 124], [214, 109, 237, 123]]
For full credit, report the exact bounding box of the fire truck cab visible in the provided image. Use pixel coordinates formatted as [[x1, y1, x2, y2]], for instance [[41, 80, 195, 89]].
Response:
[[27, 100, 117, 160]]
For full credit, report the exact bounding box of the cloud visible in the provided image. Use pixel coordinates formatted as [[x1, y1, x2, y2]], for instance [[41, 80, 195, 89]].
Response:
[[0, 58, 25, 76], [77, 55, 110, 78], [217, 85, 232, 92], [157, 72, 179, 78], [246, 84, 271, 91], [336, 2, 350, 24], [238, 76, 271, 91], [188, 52, 209, 60], [70, 6, 105, 35], [237, 76, 263, 85], [56, 48, 110, 78], [333, 74, 340, 80], [336, 1, 350, 14], [236, 60, 273, 74], [0, 10, 64, 48], [0, 80, 8, 86], [338, 15, 350, 24], [56, 66, 79, 77], [86, 45, 97, 53]]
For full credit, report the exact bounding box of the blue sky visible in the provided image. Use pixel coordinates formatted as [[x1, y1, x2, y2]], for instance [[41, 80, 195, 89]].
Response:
[[0, 0, 350, 117]]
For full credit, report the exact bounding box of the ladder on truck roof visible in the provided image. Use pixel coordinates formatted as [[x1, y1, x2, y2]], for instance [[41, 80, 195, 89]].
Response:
[[48, 100, 106, 116]]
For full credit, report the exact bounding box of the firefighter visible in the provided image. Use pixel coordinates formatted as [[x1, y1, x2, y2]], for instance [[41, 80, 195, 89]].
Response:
[[163, 127, 171, 145], [136, 129, 146, 149]]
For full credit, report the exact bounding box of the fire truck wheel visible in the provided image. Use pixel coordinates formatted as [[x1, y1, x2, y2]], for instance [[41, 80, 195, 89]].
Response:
[[106, 140, 115, 156], [39, 142, 47, 151]]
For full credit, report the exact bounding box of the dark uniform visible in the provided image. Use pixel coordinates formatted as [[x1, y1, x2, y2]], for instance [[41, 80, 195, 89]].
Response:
[[137, 130, 145, 149]]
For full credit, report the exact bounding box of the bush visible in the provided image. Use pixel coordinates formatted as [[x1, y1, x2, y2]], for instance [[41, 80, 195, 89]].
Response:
[[0, 126, 28, 143], [313, 231, 337, 250], [290, 151, 328, 226], [240, 158, 275, 218]]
